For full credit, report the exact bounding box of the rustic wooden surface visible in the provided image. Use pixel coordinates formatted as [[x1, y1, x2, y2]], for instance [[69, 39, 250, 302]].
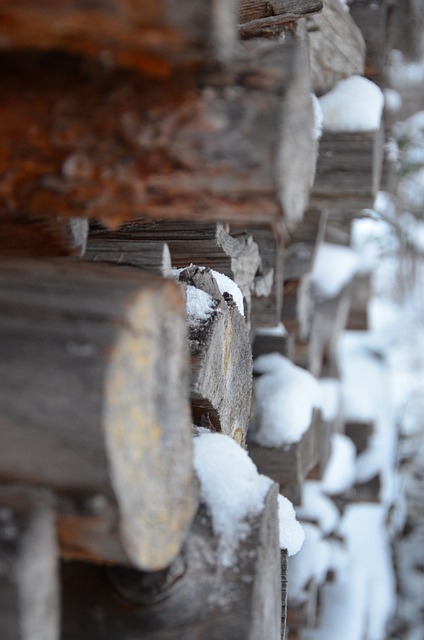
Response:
[[252, 332, 295, 361], [283, 208, 327, 281], [0, 258, 197, 571], [311, 126, 384, 215], [61, 484, 282, 640], [0, 34, 313, 228], [86, 224, 173, 275], [0, 213, 88, 257], [348, 0, 397, 82], [239, 0, 323, 24], [88, 220, 261, 318], [179, 266, 252, 443], [346, 273, 371, 331], [307, 0, 365, 95], [246, 225, 284, 330], [248, 410, 325, 506], [0, 0, 238, 72], [0, 487, 59, 640]]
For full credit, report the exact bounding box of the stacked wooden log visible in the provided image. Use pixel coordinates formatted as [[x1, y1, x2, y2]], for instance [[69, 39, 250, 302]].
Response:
[[0, 0, 406, 638]]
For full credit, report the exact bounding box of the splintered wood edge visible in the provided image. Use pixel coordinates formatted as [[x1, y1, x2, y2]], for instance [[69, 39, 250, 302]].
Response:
[[104, 280, 197, 571]]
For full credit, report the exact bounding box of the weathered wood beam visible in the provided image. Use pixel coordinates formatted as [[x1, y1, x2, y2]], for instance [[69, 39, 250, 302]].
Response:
[[310, 126, 384, 222], [239, 0, 323, 38], [61, 484, 282, 640], [348, 0, 397, 83], [87, 220, 261, 318], [0, 488, 59, 640], [85, 224, 172, 276], [0, 213, 88, 257], [0, 258, 197, 571], [307, 0, 366, 95], [0, 32, 314, 229], [283, 208, 327, 281], [248, 410, 326, 505], [0, 0, 238, 73], [245, 225, 284, 331], [178, 266, 252, 444]]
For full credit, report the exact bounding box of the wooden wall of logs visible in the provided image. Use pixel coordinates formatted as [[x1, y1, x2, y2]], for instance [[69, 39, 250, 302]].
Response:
[[0, 0, 404, 638]]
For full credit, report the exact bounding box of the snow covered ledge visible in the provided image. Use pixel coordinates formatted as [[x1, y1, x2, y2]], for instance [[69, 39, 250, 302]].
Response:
[[179, 432, 305, 639], [311, 76, 385, 218]]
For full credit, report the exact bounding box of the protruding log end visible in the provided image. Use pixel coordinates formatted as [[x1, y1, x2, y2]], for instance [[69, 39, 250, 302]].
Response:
[[105, 278, 198, 570]]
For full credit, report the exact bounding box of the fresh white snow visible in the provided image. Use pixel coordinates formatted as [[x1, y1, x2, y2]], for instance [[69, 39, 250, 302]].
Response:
[[321, 433, 357, 495], [318, 76, 384, 132], [193, 432, 304, 566], [278, 494, 305, 556], [311, 242, 361, 300], [296, 480, 340, 535], [252, 354, 321, 446], [186, 285, 216, 328], [210, 268, 244, 316]]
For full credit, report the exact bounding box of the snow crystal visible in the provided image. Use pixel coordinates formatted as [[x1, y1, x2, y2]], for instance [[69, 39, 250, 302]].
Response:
[[210, 268, 244, 316], [278, 494, 305, 556], [288, 523, 332, 604], [321, 433, 356, 495], [252, 354, 321, 446], [296, 481, 340, 535], [186, 285, 216, 328], [311, 242, 360, 300], [311, 94, 323, 140], [319, 76, 384, 132], [193, 432, 273, 567], [319, 378, 342, 423]]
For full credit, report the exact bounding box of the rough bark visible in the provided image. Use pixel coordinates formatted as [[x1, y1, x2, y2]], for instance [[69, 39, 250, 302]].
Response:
[[0, 258, 197, 571]]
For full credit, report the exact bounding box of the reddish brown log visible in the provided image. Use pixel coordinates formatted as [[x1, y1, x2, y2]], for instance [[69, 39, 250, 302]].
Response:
[[0, 33, 314, 229], [0, 0, 237, 74]]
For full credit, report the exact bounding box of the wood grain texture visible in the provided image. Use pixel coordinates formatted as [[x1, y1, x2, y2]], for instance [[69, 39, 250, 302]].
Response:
[[0, 33, 313, 228], [0, 258, 197, 571], [284, 208, 327, 281], [307, 0, 366, 95], [86, 224, 172, 275], [0, 0, 237, 73], [248, 410, 325, 505], [87, 220, 261, 321], [61, 484, 282, 640], [239, 0, 323, 23], [0, 213, 88, 257], [310, 126, 384, 216], [178, 266, 252, 443], [0, 487, 59, 640]]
